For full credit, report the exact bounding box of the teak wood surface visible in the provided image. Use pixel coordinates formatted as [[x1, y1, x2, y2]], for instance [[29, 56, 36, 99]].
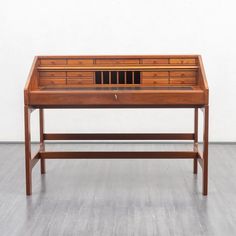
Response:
[[24, 55, 209, 196]]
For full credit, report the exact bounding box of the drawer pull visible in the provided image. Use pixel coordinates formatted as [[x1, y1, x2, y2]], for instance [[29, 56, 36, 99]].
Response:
[[114, 94, 118, 100]]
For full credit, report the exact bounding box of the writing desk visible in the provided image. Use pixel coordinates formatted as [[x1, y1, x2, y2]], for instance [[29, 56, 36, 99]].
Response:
[[24, 55, 209, 195]]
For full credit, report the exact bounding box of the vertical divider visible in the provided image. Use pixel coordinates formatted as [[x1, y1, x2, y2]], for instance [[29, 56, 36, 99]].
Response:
[[117, 71, 119, 84], [124, 71, 127, 84], [109, 71, 111, 84], [101, 71, 104, 84], [131, 71, 134, 84]]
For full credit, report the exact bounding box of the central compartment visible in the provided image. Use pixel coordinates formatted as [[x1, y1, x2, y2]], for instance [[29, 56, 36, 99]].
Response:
[[95, 71, 141, 84]]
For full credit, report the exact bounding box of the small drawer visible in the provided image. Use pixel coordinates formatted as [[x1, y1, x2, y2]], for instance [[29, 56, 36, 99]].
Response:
[[169, 58, 196, 64], [142, 78, 169, 85], [170, 78, 196, 85], [39, 78, 66, 86], [142, 58, 169, 64], [170, 71, 196, 77], [39, 71, 66, 77], [40, 59, 67, 65], [67, 78, 94, 85], [67, 59, 94, 65], [67, 72, 93, 77], [95, 59, 139, 64], [142, 71, 169, 78]]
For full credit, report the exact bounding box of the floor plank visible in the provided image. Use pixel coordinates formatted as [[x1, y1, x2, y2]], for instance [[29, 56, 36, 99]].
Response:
[[0, 143, 236, 236]]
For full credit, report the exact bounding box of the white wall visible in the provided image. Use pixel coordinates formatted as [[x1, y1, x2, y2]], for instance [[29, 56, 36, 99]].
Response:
[[0, 0, 236, 142]]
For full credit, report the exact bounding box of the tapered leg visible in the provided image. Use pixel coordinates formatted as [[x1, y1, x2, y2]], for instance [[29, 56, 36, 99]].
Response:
[[203, 105, 209, 195], [24, 105, 32, 195], [40, 109, 46, 174], [193, 108, 198, 174]]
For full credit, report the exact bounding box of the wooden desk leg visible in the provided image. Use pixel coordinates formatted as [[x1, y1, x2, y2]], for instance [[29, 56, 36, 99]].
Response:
[[193, 108, 198, 174], [24, 105, 32, 195], [203, 105, 209, 195], [40, 109, 46, 174]]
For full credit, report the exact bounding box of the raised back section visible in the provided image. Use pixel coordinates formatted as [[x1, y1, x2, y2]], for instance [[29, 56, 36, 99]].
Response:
[[37, 56, 199, 88]]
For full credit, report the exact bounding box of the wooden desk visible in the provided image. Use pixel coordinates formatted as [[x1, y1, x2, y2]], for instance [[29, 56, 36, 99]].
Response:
[[24, 55, 209, 195]]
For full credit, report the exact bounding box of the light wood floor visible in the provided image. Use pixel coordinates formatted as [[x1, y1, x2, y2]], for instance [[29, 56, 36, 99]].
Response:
[[0, 143, 236, 236]]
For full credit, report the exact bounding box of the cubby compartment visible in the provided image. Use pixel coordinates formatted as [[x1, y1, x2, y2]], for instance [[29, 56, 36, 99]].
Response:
[[111, 72, 117, 84], [118, 72, 125, 84], [103, 72, 109, 84], [95, 71, 141, 85], [134, 71, 140, 84], [126, 72, 132, 84], [95, 72, 102, 84]]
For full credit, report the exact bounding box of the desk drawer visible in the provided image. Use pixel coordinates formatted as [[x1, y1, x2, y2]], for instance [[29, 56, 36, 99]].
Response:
[[170, 78, 196, 85], [142, 58, 169, 64], [39, 71, 66, 77], [29, 91, 206, 106], [170, 71, 196, 77], [169, 58, 196, 64], [40, 59, 67, 65], [142, 71, 169, 78], [142, 78, 169, 85], [95, 59, 139, 65], [67, 72, 93, 77], [67, 59, 94, 65], [39, 78, 66, 86], [67, 78, 94, 85]]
